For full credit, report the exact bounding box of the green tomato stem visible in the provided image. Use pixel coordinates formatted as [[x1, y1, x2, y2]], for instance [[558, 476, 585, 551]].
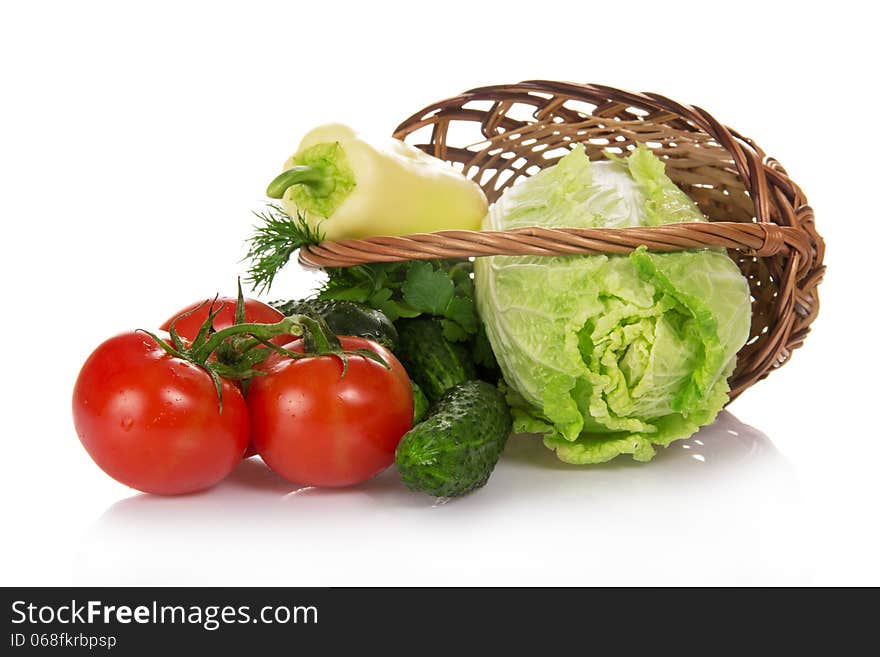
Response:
[[190, 316, 304, 363], [298, 315, 342, 354], [147, 304, 389, 397]]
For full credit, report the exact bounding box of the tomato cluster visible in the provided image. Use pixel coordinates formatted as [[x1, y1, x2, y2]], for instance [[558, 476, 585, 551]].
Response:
[[72, 298, 414, 495]]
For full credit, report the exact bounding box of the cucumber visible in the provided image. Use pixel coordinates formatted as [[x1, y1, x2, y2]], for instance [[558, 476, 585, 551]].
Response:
[[271, 299, 398, 351], [395, 318, 477, 402], [411, 381, 429, 425], [395, 380, 512, 497]]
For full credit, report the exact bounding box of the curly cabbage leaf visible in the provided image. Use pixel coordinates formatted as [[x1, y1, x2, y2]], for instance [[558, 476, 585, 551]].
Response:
[[474, 146, 751, 464]]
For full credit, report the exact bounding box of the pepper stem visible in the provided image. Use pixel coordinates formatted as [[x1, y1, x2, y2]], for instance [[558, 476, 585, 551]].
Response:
[[266, 165, 328, 198]]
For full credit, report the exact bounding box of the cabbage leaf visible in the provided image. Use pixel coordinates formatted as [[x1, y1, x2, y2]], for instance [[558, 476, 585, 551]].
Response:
[[474, 146, 751, 463]]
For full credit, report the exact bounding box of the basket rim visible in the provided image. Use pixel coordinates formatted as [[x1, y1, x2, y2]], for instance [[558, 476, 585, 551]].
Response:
[[394, 79, 780, 215]]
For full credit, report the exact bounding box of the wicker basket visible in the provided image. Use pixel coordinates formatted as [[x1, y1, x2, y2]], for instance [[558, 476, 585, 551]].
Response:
[[298, 80, 825, 399]]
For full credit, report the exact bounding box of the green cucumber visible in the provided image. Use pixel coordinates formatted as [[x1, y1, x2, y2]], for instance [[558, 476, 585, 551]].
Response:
[[395, 318, 476, 402], [271, 299, 398, 351], [395, 380, 512, 497], [411, 381, 429, 425]]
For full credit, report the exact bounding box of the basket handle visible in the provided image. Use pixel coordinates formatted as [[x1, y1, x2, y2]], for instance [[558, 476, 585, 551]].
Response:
[[298, 221, 813, 276]]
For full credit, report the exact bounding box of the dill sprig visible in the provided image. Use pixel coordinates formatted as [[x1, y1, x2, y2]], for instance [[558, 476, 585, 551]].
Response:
[[245, 204, 324, 293]]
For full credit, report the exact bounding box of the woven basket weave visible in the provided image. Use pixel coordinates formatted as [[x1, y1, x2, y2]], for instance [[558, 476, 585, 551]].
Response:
[[299, 80, 825, 399]]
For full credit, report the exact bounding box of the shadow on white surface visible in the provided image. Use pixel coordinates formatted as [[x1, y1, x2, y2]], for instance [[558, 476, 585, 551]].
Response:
[[74, 411, 808, 585]]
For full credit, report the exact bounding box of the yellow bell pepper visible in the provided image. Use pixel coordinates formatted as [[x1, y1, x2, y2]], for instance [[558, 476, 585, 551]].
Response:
[[266, 124, 488, 241]]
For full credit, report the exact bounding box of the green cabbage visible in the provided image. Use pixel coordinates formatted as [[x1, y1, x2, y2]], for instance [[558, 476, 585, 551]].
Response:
[[474, 146, 752, 463]]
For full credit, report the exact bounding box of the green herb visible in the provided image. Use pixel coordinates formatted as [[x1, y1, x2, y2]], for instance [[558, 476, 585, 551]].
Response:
[[319, 259, 479, 343], [400, 262, 454, 315], [245, 204, 324, 294]]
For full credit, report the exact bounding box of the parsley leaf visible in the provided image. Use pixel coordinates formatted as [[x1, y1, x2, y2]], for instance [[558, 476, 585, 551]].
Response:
[[319, 259, 479, 334], [401, 262, 455, 315], [444, 295, 477, 334], [441, 319, 469, 342]]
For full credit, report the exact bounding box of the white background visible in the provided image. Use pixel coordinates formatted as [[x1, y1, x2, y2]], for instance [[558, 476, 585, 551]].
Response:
[[1, 1, 876, 586]]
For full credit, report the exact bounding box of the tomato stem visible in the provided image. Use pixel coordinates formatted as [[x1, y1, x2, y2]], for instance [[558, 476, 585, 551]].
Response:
[[299, 315, 341, 353], [189, 316, 304, 363], [140, 291, 391, 411]]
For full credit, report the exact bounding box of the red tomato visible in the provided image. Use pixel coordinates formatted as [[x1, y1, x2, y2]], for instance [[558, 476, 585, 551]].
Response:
[[160, 296, 285, 458], [160, 296, 287, 346], [72, 331, 249, 495], [247, 337, 413, 488]]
